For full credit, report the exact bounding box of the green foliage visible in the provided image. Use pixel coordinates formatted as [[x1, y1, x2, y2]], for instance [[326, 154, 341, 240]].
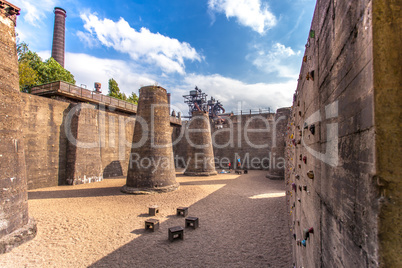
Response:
[[127, 92, 139, 104], [108, 78, 123, 99], [17, 42, 75, 92], [37, 57, 75, 85], [18, 61, 39, 91], [108, 78, 138, 104]]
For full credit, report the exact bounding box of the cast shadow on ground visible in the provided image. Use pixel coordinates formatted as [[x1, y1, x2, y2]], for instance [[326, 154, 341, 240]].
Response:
[[28, 177, 236, 200], [88, 172, 292, 267], [28, 186, 125, 200], [131, 229, 146, 235], [179, 178, 237, 186]]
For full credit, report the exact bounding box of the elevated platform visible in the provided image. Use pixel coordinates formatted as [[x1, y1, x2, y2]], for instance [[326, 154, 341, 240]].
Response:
[[31, 81, 181, 126]]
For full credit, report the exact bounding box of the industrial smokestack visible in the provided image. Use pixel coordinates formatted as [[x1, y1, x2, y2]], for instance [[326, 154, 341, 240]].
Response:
[[51, 7, 66, 67]]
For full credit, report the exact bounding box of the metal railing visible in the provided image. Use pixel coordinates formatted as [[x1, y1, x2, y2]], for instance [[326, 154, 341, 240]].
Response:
[[231, 108, 273, 115], [31, 81, 137, 112]]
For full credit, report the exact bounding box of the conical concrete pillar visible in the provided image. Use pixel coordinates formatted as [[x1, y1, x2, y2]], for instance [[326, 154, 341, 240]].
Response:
[[0, 3, 36, 253], [184, 111, 217, 176], [122, 86, 178, 194]]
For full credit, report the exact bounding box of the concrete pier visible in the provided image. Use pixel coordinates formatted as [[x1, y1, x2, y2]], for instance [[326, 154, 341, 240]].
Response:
[[122, 86, 178, 194], [0, 1, 36, 254], [184, 111, 217, 176]]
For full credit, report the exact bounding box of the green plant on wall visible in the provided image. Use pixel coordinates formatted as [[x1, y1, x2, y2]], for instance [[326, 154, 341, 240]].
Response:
[[127, 92, 139, 104], [108, 78, 138, 104]]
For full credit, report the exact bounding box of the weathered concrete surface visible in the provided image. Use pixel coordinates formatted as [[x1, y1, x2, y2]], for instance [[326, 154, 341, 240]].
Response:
[[211, 113, 276, 170], [172, 124, 187, 167], [63, 103, 137, 186], [124, 86, 178, 194], [19, 93, 136, 189], [22, 97, 277, 188], [373, 0, 402, 266], [285, 0, 401, 267], [266, 108, 291, 180], [176, 114, 274, 172], [0, 218, 36, 254], [100, 109, 135, 179], [0, 1, 36, 253], [173, 113, 279, 171], [65, 103, 103, 185], [20, 94, 70, 189], [184, 111, 217, 176]]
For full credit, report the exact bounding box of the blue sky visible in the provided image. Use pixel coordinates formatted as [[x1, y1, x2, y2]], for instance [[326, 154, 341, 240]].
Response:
[[13, 0, 316, 115]]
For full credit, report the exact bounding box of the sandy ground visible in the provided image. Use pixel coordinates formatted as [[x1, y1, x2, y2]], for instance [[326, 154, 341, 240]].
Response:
[[0, 170, 291, 267]]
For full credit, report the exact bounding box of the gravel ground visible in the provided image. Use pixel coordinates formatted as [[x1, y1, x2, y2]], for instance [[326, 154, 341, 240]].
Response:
[[0, 170, 292, 268]]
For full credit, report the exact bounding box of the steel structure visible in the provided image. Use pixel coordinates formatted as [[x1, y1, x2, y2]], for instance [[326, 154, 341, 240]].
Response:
[[207, 97, 225, 118], [183, 86, 208, 116], [183, 86, 227, 120]]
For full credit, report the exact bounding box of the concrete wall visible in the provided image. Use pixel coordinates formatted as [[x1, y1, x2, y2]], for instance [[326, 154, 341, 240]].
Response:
[[21, 94, 70, 189], [285, 0, 401, 267], [266, 108, 291, 179], [100, 108, 136, 179], [65, 103, 103, 185], [20, 94, 135, 189], [211, 113, 276, 170], [173, 113, 277, 170], [372, 0, 402, 266], [172, 124, 187, 168]]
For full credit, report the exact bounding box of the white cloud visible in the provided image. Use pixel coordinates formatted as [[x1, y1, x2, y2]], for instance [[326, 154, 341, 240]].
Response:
[[38, 51, 158, 96], [208, 0, 277, 34], [63, 52, 157, 95], [174, 73, 295, 114], [37, 51, 294, 116], [76, 31, 99, 49], [249, 43, 301, 79], [79, 13, 203, 75], [13, 0, 58, 49], [12, 0, 57, 26], [37, 50, 51, 60]]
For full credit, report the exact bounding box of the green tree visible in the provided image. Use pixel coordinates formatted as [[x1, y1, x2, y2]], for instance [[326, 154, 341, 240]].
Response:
[[127, 92, 139, 104], [17, 42, 75, 92], [108, 78, 124, 99], [37, 57, 75, 85], [18, 60, 39, 91], [108, 78, 138, 104]]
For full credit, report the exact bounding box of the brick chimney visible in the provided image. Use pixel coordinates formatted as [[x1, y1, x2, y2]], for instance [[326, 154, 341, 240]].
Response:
[[51, 7, 66, 67]]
